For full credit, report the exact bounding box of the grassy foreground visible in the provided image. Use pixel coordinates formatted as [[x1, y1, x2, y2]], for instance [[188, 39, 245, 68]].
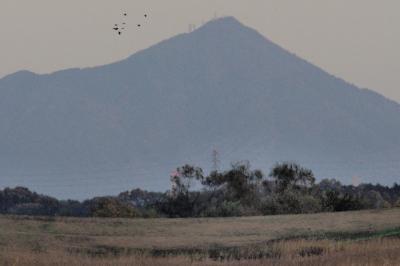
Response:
[[0, 208, 400, 265]]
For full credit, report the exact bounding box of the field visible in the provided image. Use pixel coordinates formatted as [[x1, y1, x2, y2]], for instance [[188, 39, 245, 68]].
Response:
[[0, 208, 400, 265]]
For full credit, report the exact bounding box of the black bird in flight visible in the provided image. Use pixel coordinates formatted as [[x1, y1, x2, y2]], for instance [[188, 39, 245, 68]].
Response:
[[112, 12, 149, 36]]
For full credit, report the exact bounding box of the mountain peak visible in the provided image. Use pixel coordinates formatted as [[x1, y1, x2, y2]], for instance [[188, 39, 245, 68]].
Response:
[[204, 16, 243, 27], [182, 16, 278, 53], [1, 16, 400, 198], [196, 16, 252, 34]]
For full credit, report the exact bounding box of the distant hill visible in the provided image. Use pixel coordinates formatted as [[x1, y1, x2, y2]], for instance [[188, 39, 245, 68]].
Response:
[[1, 17, 399, 199]]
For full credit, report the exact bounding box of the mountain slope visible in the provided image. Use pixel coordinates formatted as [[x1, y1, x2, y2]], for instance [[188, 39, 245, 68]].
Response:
[[1, 17, 399, 199]]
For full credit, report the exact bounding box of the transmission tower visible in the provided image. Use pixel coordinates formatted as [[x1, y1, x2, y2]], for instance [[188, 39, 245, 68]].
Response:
[[212, 149, 220, 172]]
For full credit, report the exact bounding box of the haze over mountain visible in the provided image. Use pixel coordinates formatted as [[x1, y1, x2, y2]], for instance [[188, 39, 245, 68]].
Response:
[[1, 17, 399, 199]]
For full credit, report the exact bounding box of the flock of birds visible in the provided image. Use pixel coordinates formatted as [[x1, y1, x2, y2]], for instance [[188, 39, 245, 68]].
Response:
[[113, 12, 148, 36]]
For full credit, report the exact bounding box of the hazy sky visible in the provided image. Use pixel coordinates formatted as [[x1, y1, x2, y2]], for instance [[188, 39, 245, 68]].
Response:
[[1, 0, 399, 102]]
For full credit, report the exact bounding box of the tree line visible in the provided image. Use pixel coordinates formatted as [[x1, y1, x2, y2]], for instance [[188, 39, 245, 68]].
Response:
[[1, 161, 400, 218]]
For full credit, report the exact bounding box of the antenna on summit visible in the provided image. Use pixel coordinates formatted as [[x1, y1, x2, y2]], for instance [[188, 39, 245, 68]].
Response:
[[213, 12, 218, 20]]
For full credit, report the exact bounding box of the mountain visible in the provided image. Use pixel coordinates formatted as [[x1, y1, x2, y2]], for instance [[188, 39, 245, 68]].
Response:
[[1, 17, 399, 199]]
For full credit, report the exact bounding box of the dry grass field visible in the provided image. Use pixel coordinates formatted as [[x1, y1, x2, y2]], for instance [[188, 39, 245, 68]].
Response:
[[0, 208, 399, 265]]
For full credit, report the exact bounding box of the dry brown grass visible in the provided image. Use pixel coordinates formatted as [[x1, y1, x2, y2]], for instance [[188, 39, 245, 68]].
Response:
[[0, 208, 399, 265], [1, 238, 400, 266]]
